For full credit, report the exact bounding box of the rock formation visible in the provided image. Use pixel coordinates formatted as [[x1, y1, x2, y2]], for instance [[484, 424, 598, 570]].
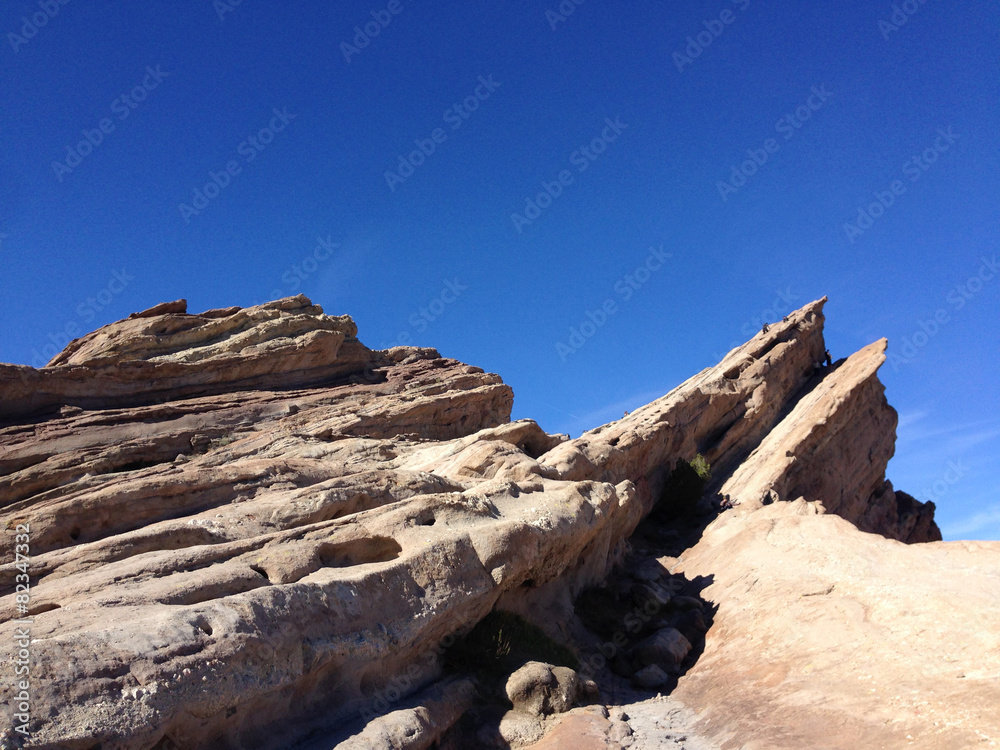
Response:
[[1, 293, 993, 750]]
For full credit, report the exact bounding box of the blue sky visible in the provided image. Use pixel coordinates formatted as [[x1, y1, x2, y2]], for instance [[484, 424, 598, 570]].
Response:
[[1, 1, 997, 540]]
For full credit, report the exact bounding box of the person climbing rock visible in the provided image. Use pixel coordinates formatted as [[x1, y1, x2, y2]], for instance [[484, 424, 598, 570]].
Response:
[[824, 350, 833, 367], [762, 323, 770, 333]]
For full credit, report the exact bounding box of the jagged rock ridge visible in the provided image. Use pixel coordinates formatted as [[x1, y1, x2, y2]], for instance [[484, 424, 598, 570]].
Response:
[[0, 295, 985, 750]]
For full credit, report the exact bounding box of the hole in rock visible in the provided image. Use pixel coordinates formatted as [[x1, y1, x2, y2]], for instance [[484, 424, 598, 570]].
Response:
[[416, 514, 436, 527], [107, 458, 171, 474], [192, 616, 214, 637], [517, 440, 544, 459], [151, 734, 183, 750], [317, 536, 402, 568], [250, 564, 271, 581], [69, 527, 81, 541]]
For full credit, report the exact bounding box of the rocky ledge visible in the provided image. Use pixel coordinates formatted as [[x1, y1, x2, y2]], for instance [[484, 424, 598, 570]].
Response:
[[1, 294, 994, 750]]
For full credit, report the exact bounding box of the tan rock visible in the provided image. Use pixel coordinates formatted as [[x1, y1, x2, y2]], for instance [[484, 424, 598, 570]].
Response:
[[631, 628, 691, 673], [0, 294, 976, 750], [672, 501, 1000, 750], [719, 338, 940, 542], [506, 662, 582, 717]]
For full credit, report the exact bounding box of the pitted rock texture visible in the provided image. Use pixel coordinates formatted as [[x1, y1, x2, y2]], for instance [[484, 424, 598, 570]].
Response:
[[0, 295, 959, 750]]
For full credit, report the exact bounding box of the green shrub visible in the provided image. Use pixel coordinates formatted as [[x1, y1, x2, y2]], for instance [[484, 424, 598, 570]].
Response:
[[690, 453, 712, 481], [656, 454, 711, 519], [444, 610, 579, 678]]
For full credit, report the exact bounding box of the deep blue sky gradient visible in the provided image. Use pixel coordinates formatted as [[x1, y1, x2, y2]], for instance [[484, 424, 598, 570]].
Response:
[[2, 1, 998, 539]]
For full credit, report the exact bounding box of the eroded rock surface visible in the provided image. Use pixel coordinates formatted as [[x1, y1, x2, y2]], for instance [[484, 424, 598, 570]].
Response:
[[0, 294, 981, 750], [673, 501, 1000, 750]]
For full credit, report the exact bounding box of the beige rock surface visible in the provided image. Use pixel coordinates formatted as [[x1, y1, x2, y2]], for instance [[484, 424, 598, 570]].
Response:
[[672, 501, 1000, 749], [0, 293, 982, 750], [719, 338, 940, 542]]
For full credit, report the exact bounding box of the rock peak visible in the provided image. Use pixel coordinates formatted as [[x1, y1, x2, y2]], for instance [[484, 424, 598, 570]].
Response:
[[0, 295, 972, 750]]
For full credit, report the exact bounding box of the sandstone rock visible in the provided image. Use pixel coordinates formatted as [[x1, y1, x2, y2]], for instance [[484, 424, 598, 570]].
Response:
[[607, 719, 633, 744], [672, 500, 1000, 750], [631, 628, 692, 673], [718, 338, 940, 542], [506, 662, 582, 717], [498, 709, 546, 746], [631, 664, 671, 690], [331, 678, 476, 750], [631, 558, 666, 583], [0, 294, 971, 750], [518, 706, 620, 750]]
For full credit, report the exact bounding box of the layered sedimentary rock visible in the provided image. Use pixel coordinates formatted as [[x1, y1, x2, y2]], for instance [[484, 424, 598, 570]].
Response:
[[0, 294, 973, 750], [0, 297, 380, 420], [718, 338, 939, 542]]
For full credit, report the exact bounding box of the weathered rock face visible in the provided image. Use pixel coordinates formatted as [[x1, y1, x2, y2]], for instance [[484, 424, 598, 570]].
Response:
[[672, 501, 1000, 750], [0, 294, 970, 750], [0, 296, 382, 420], [718, 338, 940, 543]]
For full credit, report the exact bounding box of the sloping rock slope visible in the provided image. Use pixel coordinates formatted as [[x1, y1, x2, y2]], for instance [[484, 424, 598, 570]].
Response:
[[673, 501, 1000, 750], [0, 294, 973, 750]]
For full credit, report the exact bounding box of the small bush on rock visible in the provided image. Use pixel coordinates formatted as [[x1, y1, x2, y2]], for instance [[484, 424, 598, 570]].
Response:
[[444, 610, 579, 679], [655, 454, 711, 519]]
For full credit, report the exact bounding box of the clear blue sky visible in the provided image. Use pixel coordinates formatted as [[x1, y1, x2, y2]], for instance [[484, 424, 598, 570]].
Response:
[[2, 1, 997, 540]]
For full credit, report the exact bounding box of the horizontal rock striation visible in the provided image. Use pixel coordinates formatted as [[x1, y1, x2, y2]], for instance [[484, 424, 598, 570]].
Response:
[[0, 295, 951, 749], [0, 296, 381, 420]]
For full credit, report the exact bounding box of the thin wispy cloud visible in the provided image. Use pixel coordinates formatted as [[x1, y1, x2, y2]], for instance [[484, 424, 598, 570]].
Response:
[[942, 504, 1000, 539]]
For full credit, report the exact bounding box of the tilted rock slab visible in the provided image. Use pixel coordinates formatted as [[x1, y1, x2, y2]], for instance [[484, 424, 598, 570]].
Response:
[[673, 501, 1000, 749], [0, 295, 947, 748]]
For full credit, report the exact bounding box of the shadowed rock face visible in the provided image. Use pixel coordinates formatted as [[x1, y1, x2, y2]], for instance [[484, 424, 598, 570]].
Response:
[[0, 295, 962, 750]]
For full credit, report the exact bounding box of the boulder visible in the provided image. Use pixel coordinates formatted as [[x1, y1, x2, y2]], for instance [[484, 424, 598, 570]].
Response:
[[631, 628, 692, 673], [506, 662, 582, 717]]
